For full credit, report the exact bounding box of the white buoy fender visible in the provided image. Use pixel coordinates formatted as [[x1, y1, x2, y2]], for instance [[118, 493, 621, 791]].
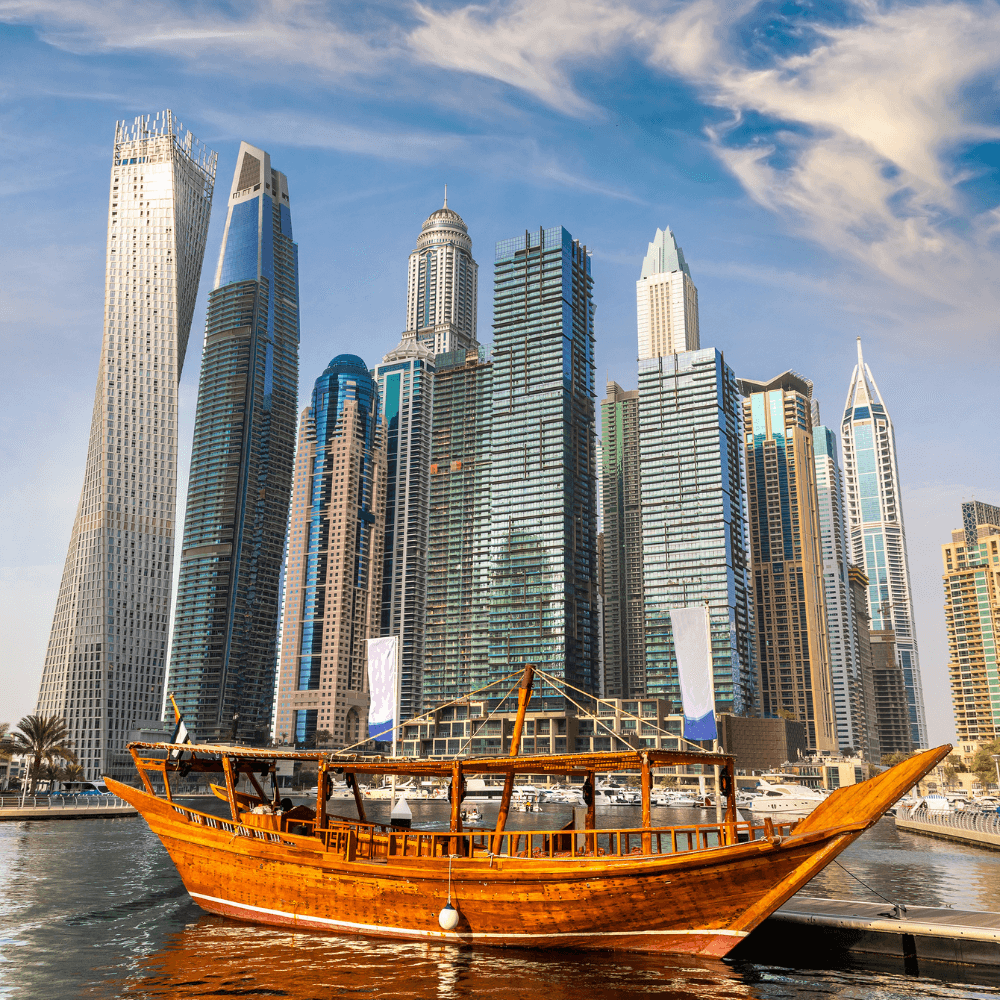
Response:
[[438, 904, 460, 930]]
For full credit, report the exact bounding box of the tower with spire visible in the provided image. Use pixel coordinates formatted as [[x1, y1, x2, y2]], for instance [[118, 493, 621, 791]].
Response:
[[636, 227, 699, 360], [841, 338, 927, 747], [405, 191, 478, 355]]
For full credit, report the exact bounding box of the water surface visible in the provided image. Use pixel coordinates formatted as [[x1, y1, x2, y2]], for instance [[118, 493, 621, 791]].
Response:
[[2, 803, 999, 999]]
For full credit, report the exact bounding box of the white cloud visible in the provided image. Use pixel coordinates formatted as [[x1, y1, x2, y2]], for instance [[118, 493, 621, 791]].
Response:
[[407, 0, 1000, 341], [0, 0, 389, 77]]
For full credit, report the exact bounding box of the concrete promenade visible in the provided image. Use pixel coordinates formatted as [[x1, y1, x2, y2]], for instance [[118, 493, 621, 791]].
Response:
[[0, 796, 137, 821], [895, 807, 1000, 851]]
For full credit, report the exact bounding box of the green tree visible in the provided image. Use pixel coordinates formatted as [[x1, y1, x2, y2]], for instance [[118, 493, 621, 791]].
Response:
[[881, 751, 912, 769], [970, 739, 1000, 789], [942, 765, 958, 787], [946, 753, 967, 773], [11, 715, 78, 795], [0, 722, 12, 762], [62, 762, 85, 785]]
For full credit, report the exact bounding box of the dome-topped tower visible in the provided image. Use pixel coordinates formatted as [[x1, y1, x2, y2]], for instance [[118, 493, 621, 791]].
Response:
[[405, 188, 478, 355]]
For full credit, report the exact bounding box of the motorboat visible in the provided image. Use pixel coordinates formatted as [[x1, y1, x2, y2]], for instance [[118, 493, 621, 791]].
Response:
[[748, 781, 827, 816]]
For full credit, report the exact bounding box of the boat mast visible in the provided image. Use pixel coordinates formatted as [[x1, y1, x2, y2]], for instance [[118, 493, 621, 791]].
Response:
[[491, 663, 535, 854]]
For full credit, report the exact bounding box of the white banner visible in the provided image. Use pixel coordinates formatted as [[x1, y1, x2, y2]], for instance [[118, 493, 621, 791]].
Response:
[[670, 605, 717, 741], [366, 636, 398, 740]]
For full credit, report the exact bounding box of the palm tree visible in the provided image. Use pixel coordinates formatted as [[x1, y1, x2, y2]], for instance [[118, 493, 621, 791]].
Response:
[[11, 715, 78, 796], [63, 762, 85, 786]]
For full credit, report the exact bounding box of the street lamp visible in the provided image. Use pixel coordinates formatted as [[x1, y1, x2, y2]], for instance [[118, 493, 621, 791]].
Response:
[[991, 754, 1000, 791]]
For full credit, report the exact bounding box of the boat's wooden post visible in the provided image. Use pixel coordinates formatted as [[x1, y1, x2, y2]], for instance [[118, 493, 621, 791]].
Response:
[[640, 752, 652, 854], [162, 763, 173, 803], [491, 664, 535, 855], [270, 763, 280, 808], [450, 760, 463, 854], [246, 767, 268, 805], [221, 755, 240, 824], [349, 771, 367, 824], [316, 760, 328, 832], [724, 758, 737, 844], [130, 748, 155, 795]]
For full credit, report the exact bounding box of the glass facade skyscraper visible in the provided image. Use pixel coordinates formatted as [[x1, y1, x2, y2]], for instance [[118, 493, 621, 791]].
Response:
[[489, 227, 598, 707], [165, 142, 299, 743], [601, 382, 645, 698], [638, 348, 755, 718], [373, 338, 435, 724], [274, 356, 385, 748], [813, 412, 877, 759], [741, 372, 837, 753], [841, 339, 926, 747], [35, 111, 216, 781], [419, 348, 493, 727]]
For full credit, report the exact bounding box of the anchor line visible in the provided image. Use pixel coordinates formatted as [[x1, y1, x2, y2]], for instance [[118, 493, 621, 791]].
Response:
[[831, 858, 899, 909]]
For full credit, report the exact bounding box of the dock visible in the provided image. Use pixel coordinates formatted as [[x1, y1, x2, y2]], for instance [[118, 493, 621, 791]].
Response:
[[0, 797, 137, 821], [738, 895, 1000, 970]]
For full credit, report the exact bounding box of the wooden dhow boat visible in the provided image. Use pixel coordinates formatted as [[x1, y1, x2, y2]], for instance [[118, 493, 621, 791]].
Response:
[[106, 667, 950, 957]]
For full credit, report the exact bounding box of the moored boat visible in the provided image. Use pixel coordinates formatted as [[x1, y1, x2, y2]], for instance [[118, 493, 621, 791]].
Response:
[[106, 667, 950, 957]]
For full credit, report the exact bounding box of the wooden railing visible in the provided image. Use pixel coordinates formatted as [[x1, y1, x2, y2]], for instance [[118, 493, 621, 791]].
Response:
[[165, 800, 795, 861]]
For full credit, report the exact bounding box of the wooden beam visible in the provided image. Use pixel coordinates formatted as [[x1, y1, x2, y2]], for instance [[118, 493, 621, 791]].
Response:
[[130, 747, 155, 795], [450, 760, 463, 855], [316, 762, 328, 831], [491, 664, 534, 854], [640, 753, 652, 854], [349, 772, 367, 823], [221, 755, 240, 824]]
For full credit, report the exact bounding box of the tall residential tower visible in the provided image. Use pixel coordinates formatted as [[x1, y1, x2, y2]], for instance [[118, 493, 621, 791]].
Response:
[[274, 356, 385, 747], [741, 372, 836, 753], [165, 143, 299, 743], [841, 339, 926, 747], [636, 227, 699, 361], [489, 227, 598, 707], [35, 112, 216, 780]]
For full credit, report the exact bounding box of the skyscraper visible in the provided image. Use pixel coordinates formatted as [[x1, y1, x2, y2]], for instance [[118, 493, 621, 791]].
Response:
[[812, 409, 872, 757], [273, 356, 385, 748], [636, 227, 699, 361], [639, 349, 755, 717], [165, 142, 299, 743], [741, 372, 837, 753], [941, 501, 1000, 755], [373, 336, 435, 724], [489, 226, 598, 707], [35, 112, 216, 780], [841, 339, 926, 747], [420, 347, 493, 724], [601, 382, 645, 698], [406, 193, 478, 355]]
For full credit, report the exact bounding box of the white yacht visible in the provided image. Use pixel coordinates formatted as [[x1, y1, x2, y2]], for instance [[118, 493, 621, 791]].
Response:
[[748, 781, 827, 816]]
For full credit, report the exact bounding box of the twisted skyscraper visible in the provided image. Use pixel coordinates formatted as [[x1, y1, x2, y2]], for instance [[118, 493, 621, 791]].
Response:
[[35, 112, 216, 779]]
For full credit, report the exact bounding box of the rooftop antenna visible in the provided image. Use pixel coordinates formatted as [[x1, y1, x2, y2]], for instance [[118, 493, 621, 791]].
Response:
[[443, 183, 448, 208]]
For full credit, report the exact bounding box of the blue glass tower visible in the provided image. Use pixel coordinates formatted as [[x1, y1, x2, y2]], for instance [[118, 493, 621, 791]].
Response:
[[489, 226, 598, 707], [166, 142, 299, 742], [274, 356, 385, 749]]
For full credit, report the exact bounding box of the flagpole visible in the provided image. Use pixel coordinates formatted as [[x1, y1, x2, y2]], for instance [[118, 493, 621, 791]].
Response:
[[704, 600, 723, 824], [390, 636, 400, 814]]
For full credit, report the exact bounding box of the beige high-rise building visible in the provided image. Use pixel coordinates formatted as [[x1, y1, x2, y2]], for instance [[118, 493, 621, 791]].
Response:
[[740, 372, 836, 752], [942, 502, 1000, 762], [636, 227, 699, 361], [273, 356, 386, 748]]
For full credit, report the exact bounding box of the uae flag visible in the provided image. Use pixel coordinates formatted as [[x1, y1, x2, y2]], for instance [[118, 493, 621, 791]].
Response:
[[169, 693, 193, 758]]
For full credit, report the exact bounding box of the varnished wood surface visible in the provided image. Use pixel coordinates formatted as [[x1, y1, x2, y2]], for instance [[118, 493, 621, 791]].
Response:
[[105, 744, 951, 957]]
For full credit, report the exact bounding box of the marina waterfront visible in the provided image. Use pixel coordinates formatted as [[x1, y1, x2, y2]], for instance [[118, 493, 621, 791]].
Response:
[[2, 801, 999, 999]]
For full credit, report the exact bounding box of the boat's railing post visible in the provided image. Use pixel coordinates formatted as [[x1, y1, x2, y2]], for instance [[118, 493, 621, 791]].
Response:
[[449, 761, 463, 855], [640, 753, 652, 854], [316, 760, 328, 834]]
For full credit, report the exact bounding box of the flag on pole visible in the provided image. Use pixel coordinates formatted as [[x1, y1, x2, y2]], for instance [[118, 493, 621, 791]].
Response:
[[168, 693, 193, 759], [670, 605, 718, 741], [366, 636, 398, 741]]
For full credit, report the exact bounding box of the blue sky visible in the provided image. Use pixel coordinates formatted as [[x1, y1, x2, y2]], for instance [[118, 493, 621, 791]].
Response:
[[2, 0, 998, 745]]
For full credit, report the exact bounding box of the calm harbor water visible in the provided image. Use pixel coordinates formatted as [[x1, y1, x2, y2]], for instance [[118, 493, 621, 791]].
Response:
[[2, 800, 1000, 999]]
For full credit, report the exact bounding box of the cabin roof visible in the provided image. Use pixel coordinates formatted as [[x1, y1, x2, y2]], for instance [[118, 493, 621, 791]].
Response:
[[128, 742, 734, 775]]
